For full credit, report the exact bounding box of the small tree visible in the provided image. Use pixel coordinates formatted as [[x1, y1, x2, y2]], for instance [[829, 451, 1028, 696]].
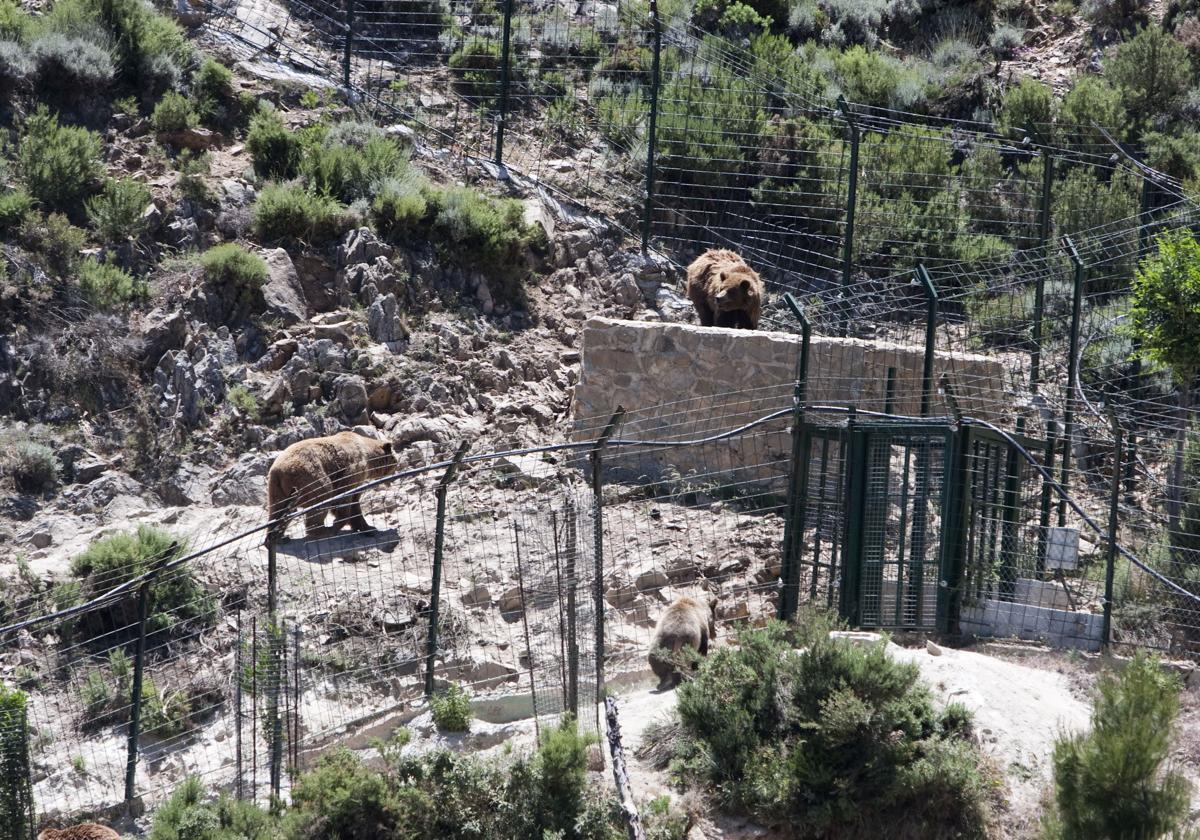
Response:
[[1106, 26, 1191, 137], [0, 686, 33, 840], [1044, 654, 1190, 840], [1131, 229, 1200, 537]]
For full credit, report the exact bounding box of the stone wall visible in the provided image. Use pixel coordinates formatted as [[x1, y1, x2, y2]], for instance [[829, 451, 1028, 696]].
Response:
[[573, 317, 1009, 482]]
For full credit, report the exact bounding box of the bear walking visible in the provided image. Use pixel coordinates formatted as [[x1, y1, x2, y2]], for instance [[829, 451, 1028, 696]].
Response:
[[265, 431, 398, 544], [38, 825, 121, 840], [648, 595, 718, 690], [685, 248, 764, 330]]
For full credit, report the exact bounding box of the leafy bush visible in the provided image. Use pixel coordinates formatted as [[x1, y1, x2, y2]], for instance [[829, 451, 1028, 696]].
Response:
[[1144, 130, 1200, 182], [70, 526, 213, 641], [1131, 227, 1200, 383], [77, 258, 144, 309], [449, 40, 502, 102], [86, 177, 152, 243], [1081, 0, 1149, 34], [20, 211, 86, 277], [302, 134, 411, 203], [0, 188, 33, 232], [998, 75, 1053, 137], [1059, 76, 1127, 150], [832, 45, 904, 107], [717, 1, 772, 38], [193, 57, 237, 127], [17, 105, 102, 211], [371, 176, 430, 241], [595, 90, 646, 148], [151, 90, 197, 133], [430, 683, 471, 731], [1044, 654, 1190, 840], [150, 776, 278, 840], [0, 685, 32, 840], [1053, 166, 1139, 293], [672, 621, 993, 838], [28, 33, 114, 93], [1106, 26, 1191, 135], [176, 150, 212, 204], [427, 186, 536, 302], [252, 183, 350, 243], [225, 385, 262, 421], [3, 439, 59, 494], [246, 106, 302, 180], [965, 279, 1074, 349], [989, 23, 1023, 57], [199, 243, 267, 322], [0, 0, 30, 40], [0, 39, 32, 89]]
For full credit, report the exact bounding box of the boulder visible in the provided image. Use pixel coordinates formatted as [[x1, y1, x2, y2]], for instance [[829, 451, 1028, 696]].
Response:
[[211, 452, 275, 506], [164, 217, 200, 249], [332, 374, 369, 424], [634, 568, 669, 597], [156, 127, 221, 151], [368, 293, 406, 345], [460, 581, 492, 608], [338, 227, 393, 268], [261, 249, 308, 325], [444, 656, 519, 690], [496, 453, 556, 487], [160, 462, 212, 506]]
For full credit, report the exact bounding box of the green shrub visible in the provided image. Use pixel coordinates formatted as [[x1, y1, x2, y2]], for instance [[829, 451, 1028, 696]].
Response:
[[672, 620, 993, 838], [193, 57, 235, 126], [717, 1, 772, 37], [0, 188, 32, 232], [3, 439, 59, 494], [77, 258, 144, 310], [1106, 26, 1191, 135], [832, 45, 903, 107], [200, 243, 267, 321], [176, 149, 212, 204], [1044, 654, 1190, 840], [595, 90, 646, 148], [989, 23, 1023, 57], [86, 178, 152, 243], [0, 686, 33, 840], [1059, 76, 1127, 150], [20, 211, 86, 276], [371, 176, 430, 240], [1081, 0, 1148, 35], [430, 683, 471, 731], [0, 39, 32, 89], [1131, 228, 1200, 383], [448, 40, 502, 102], [150, 776, 277, 840], [246, 106, 302, 180], [965, 279, 1074, 350], [0, 0, 30, 40], [252, 183, 349, 243], [70, 526, 214, 641], [427, 186, 535, 303], [998, 75, 1053, 137], [17, 105, 102, 211], [1144, 130, 1200, 182], [225, 385, 262, 421], [28, 33, 113, 93], [302, 134, 411, 203], [1053, 166, 1139, 292], [151, 90, 197, 133]]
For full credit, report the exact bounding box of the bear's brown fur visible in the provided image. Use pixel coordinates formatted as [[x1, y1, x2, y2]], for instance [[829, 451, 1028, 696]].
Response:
[[648, 595, 718, 690], [685, 249, 763, 330], [265, 431, 397, 543], [38, 825, 121, 840]]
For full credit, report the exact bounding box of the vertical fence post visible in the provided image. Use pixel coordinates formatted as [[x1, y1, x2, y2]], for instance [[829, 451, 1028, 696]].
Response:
[[1030, 148, 1053, 393], [779, 293, 811, 621], [342, 0, 354, 88], [425, 441, 471, 698], [838, 96, 859, 339], [234, 608, 243, 801], [494, 0, 515, 167], [291, 624, 301, 778], [1103, 408, 1123, 648], [1058, 236, 1085, 526], [264, 531, 283, 809], [513, 524, 540, 742], [916, 264, 937, 419], [640, 0, 662, 252], [591, 408, 624, 734], [1036, 422, 1058, 576], [124, 548, 175, 809], [999, 418, 1024, 602], [902, 266, 938, 626], [564, 498, 579, 715]]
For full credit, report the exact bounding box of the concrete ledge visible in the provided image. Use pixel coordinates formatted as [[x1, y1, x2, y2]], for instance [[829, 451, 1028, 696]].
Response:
[[961, 599, 1103, 652]]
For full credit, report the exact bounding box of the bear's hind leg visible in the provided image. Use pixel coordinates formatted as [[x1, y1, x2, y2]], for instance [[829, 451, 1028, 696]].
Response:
[[346, 494, 373, 532], [304, 508, 333, 539]]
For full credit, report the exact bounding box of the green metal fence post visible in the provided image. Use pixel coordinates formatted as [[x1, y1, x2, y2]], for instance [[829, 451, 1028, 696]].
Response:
[[494, 0, 515, 167], [425, 441, 471, 698], [591, 407, 624, 736], [916, 264, 937, 419], [124, 547, 176, 809], [999, 418, 1024, 602], [838, 95, 859, 339], [1030, 149, 1053, 393], [342, 0, 354, 88], [1103, 409, 1123, 648], [779, 293, 811, 621], [903, 265, 938, 627], [640, 0, 662, 252], [1059, 236, 1085, 526], [840, 408, 865, 624], [1036, 421, 1058, 576], [564, 498, 579, 715]]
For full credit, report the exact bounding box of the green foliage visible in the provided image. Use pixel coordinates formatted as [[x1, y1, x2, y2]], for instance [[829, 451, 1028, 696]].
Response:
[[70, 526, 214, 641], [0, 0, 30, 40], [965, 279, 1073, 350], [176, 150, 212, 204], [1053, 166, 1139, 293], [17, 105, 102, 211], [28, 33, 114, 93], [3, 438, 58, 494], [193, 57, 237, 127], [430, 683, 472, 731], [1144, 130, 1200, 182], [0, 189, 33, 233], [77, 258, 144, 310], [200, 243, 267, 323], [449, 40, 503, 102], [371, 176, 430, 241], [426, 186, 536, 304], [1044, 654, 1190, 840], [86, 177, 152, 243], [1081, 0, 1149, 35], [152, 90, 197, 133], [832, 45, 904, 107], [150, 776, 277, 840], [1058, 76, 1127, 150], [302, 134, 411, 203], [20, 211, 86, 277], [673, 621, 993, 838], [225, 385, 262, 421], [0, 686, 33, 840], [252, 183, 350, 243], [246, 107, 302, 180], [1131, 228, 1200, 382], [989, 23, 1024, 57], [1106, 26, 1192, 135], [595, 90, 646, 148], [998, 76, 1053, 137], [718, 1, 772, 37]]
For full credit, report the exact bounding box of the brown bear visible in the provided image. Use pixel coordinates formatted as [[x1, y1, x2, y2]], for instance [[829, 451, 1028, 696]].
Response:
[[648, 595, 718, 690], [685, 248, 764, 330], [38, 826, 121, 840], [265, 431, 398, 544]]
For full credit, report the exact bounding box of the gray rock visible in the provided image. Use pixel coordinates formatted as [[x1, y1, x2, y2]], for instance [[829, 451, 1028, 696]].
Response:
[[460, 580, 492, 608], [261, 249, 308, 326], [161, 462, 212, 506], [610, 272, 642, 309], [368, 293, 406, 344], [154, 350, 203, 426], [211, 452, 275, 506], [164, 217, 200, 249], [141, 203, 164, 235], [139, 309, 187, 372], [333, 374, 369, 424], [338, 227, 393, 268], [72, 455, 110, 484], [634, 568, 670, 597], [497, 453, 556, 487], [443, 656, 519, 690], [156, 127, 221, 151], [387, 415, 454, 447], [261, 376, 292, 417], [255, 338, 298, 373], [64, 472, 148, 514], [220, 179, 254, 207]]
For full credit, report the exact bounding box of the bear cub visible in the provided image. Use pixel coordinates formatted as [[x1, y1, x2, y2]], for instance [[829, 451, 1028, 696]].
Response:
[[685, 248, 764, 330], [648, 595, 718, 690], [265, 431, 398, 544]]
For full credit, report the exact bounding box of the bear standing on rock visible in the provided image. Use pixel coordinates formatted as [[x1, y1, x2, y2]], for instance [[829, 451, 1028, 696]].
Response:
[[685, 248, 764, 330], [649, 594, 719, 690], [265, 431, 398, 544]]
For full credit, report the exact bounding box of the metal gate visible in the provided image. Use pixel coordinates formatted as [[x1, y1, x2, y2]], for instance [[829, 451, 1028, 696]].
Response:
[[840, 421, 956, 631]]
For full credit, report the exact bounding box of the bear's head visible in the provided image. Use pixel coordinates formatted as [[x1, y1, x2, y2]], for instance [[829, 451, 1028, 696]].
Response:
[[368, 439, 399, 480], [711, 263, 760, 313]]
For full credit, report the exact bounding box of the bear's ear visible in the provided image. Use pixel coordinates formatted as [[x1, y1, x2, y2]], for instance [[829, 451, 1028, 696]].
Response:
[[740, 279, 751, 292], [381, 440, 393, 454]]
